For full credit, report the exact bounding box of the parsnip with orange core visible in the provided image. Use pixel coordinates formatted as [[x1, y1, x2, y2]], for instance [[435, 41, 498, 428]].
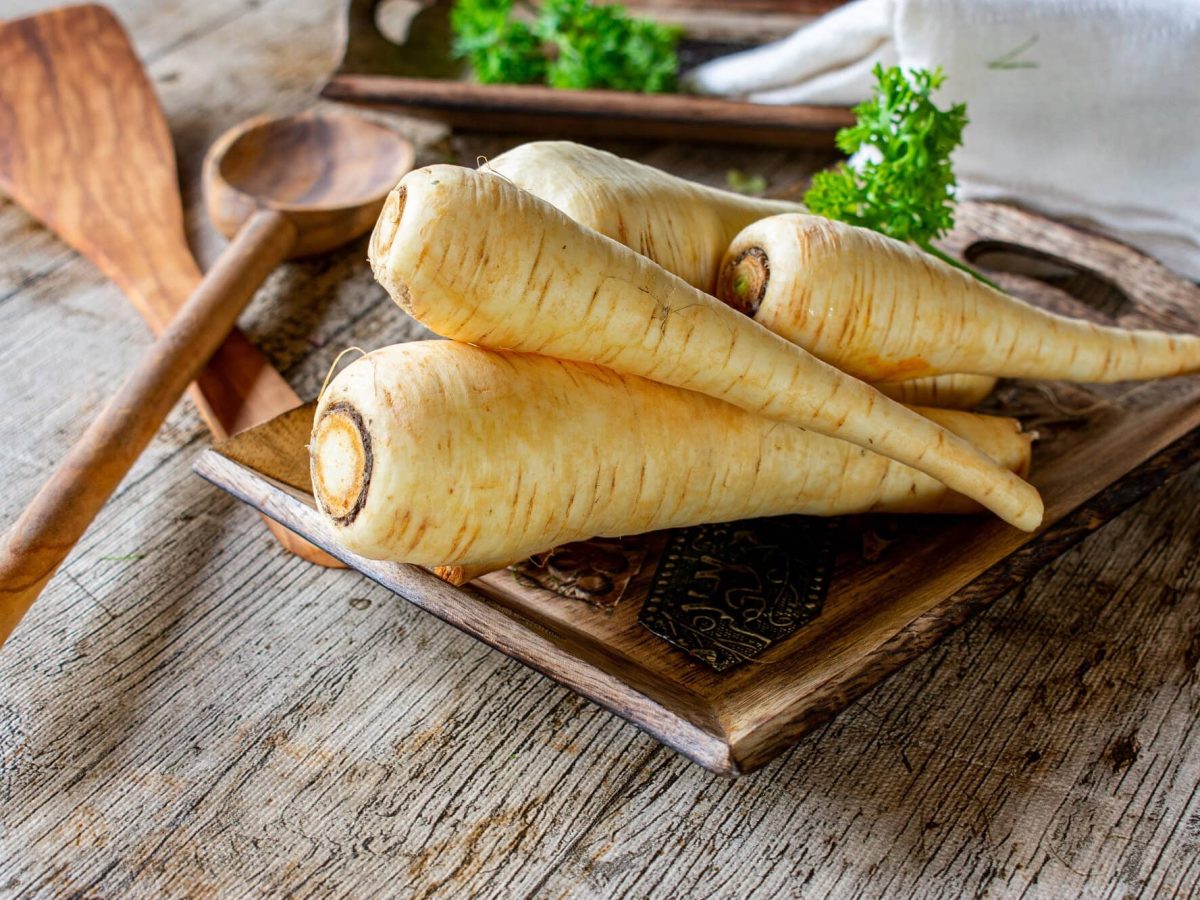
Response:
[[488, 141, 803, 293], [719, 214, 1200, 383], [311, 342, 1034, 568], [369, 165, 1042, 530]]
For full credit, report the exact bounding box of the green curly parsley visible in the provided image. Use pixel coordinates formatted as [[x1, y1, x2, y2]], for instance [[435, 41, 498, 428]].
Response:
[[805, 64, 996, 287], [451, 0, 681, 94], [450, 0, 546, 85]]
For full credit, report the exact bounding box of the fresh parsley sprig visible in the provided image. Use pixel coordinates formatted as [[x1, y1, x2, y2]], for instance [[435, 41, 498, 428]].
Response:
[[450, 0, 546, 85], [805, 64, 998, 288], [450, 0, 681, 94]]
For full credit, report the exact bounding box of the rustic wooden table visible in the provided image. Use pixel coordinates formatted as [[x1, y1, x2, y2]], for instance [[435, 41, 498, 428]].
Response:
[[2, 1, 1198, 896]]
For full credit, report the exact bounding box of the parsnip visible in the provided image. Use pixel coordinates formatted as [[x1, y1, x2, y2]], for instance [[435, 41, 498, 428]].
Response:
[[876, 374, 998, 409], [311, 342, 1034, 567], [368, 165, 1042, 530], [720, 214, 1200, 383], [487, 145, 994, 409], [488, 141, 803, 292], [367, 165, 1041, 532]]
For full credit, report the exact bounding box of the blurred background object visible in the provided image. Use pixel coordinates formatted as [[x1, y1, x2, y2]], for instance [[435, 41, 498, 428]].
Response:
[[686, 0, 1200, 280]]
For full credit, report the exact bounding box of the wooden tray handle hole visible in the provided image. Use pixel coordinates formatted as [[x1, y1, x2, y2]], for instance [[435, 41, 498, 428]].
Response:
[[963, 239, 1135, 320]]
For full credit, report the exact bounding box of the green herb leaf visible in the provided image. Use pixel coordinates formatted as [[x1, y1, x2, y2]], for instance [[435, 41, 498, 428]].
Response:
[[804, 65, 1000, 289], [450, 0, 546, 85], [806, 65, 966, 246], [450, 0, 680, 94], [538, 0, 682, 93]]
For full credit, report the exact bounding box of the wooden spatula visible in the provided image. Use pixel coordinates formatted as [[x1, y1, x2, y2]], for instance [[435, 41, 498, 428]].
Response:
[[0, 4, 336, 566]]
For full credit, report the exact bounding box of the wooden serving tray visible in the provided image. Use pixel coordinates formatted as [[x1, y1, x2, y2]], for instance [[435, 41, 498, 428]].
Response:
[[193, 202, 1200, 776], [322, 0, 854, 147]]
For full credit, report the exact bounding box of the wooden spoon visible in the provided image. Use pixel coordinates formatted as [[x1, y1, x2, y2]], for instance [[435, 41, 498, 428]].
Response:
[[0, 110, 415, 647], [0, 4, 333, 565]]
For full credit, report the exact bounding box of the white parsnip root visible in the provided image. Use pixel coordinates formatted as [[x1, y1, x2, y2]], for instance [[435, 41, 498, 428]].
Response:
[[311, 342, 1034, 567], [488, 141, 803, 293], [489, 142, 992, 409], [719, 214, 1200, 383], [876, 374, 998, 409], [369, 165, 1043, 530]]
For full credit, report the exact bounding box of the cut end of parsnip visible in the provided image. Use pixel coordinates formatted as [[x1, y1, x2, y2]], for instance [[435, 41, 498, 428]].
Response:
[[718, 246, 770, 316], [311, 402, 373, 526]]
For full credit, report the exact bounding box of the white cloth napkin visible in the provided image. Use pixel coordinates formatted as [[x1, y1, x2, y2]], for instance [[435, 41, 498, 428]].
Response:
[[684, 0, 1200, 281]]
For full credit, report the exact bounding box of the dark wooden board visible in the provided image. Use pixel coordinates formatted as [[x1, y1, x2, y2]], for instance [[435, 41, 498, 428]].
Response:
[[193, 201, 1200, 776], [322, 0, 854, 147]]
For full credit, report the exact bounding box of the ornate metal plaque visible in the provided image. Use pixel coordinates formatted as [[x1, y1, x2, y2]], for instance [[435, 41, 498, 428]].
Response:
[[639, 516, 839, 671]]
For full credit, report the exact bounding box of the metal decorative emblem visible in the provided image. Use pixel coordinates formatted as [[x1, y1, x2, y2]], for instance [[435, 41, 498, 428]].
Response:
[[638, 517, 839, 671]]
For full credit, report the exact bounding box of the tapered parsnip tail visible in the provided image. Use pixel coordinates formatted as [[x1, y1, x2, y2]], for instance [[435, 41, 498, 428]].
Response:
[[876, 374, 999, 409], [434, 561, 520, 586], [311, 343, 1035, 566], [369, 165, 1043, 531], [488, 141, 804, 292], [719, 214, 1200, 383]]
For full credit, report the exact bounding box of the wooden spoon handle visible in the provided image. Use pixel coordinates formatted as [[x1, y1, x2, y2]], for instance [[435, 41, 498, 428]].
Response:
[[0, 209, 296, 647], [188, 335, 340, 566]]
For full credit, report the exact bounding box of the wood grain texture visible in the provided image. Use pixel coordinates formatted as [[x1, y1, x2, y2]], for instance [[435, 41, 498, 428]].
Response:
[[0, 207, 296, 646], [0, 4, 333, 566], [193, 411, 1200, 777], [0, 4, 298, 441], [1, 1, 1198, 895], [323, 0, 855, 148], [203, 110, 415, 258], [324, 75, 856, 148], [0, 103, 407, 645]]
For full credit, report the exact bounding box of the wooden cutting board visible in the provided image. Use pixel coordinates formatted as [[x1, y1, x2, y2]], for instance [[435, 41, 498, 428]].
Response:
[[193, 201, 1200, 776]]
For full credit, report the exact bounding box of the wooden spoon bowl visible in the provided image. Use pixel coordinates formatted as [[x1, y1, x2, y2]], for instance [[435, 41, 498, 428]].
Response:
[[205, 110, 415, 257]]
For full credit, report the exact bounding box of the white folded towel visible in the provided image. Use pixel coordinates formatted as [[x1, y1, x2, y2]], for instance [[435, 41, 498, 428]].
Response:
[[685, 0, 1200, 281]]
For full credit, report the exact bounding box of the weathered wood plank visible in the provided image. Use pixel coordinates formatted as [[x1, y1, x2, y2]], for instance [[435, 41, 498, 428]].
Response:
[[0, 0, 266, 297], [0, 1, 667, 896], [1, 0, 1198, 896], [0, 441, 665, 896]]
